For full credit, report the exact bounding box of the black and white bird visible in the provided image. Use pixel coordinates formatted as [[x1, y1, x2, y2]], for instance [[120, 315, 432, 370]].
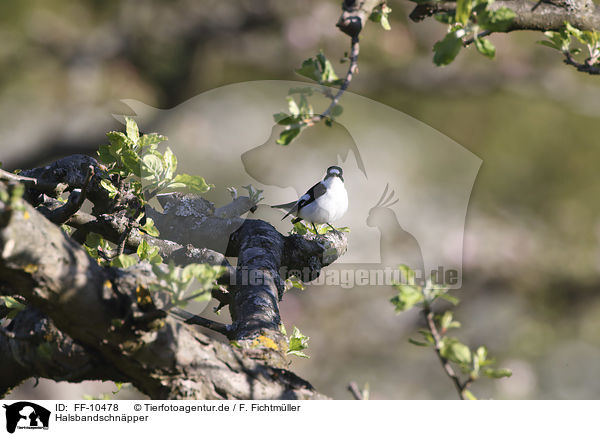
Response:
[[271, 166, 348, 233]]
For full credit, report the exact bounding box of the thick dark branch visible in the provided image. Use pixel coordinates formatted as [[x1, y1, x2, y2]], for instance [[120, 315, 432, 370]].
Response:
[[410, 0, 600, 32], [37, 166, 94, 225], [0, 181, 328, 399], [150, 195, 348, 342], [0, 307, 123, 397], [19, 154, 139, 216]]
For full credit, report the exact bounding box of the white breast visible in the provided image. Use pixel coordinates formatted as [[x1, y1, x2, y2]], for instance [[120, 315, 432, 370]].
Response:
[[298, 177, 348, 224]]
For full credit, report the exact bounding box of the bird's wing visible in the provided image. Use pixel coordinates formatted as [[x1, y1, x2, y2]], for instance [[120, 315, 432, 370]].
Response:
[[280, 181, 327, 221]]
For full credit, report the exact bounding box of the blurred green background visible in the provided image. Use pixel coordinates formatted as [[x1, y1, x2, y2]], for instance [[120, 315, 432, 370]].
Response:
[[3, 0, 600, 400]]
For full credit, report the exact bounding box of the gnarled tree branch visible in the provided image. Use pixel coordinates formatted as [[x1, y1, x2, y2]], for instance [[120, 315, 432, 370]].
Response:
[[1, 180, 335, 399]]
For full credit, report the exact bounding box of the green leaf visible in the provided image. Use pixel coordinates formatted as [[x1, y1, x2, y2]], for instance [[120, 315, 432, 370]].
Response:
[[433, 32, 463, 66], [139, 133, 167, 146], [291, 221, 308, 235], [286, 96, 300, 117], [273, 112, 296, 125], [483, 368, 512, 378], [166, 173, 212, 193], [369, 4, 392, 30], [119, 147, 142, 177], [438, 293, 460, 305], [476, 346, 488, 363], [242, 184, 264, 204], [418, 329, 435, 344], [478, 6, 516, 32], [434, 13, 455, 24], [107, 131, 134, 150], [295, 52, 342, 86], [537, 40, 562, 50], [408, 338, 430, 347], [455, 0, 472, 26], [380, 14, 391, 30], [100, 179, 119, 199], [287, 326, 310, 358], [137, 239, 161, 263], [295, 58, 322, 83], [439, 337, 472, 365], [315, 51, 341, 84], [0, 296, 26, 319], [141, 153, 164, 181], [163, 147, 177, 181], [581, 30, 599, 46], [141, 217, 160, 237], [463, 389, 478, 400], [390, 284, 424, 312], [97, 144, 117, 165], [541, 30, 571, 52], [285, 276, 305, 291], [330, 104, 343, 117], [475, 37, 496, 59], [277, 128, 301, 145], [110, 254, 138, 269], [398, 264, 417, 285], [439, 311, 454, 330], [565, 22, 584, 43], [125, 117, 139, 144]]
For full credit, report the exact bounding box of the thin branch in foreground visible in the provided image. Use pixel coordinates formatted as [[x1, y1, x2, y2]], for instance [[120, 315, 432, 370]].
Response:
[[288, 36, 360, 131], [423, 307, 472, 400], [348, 381, 364, 400], [169, 307, 232, 338]]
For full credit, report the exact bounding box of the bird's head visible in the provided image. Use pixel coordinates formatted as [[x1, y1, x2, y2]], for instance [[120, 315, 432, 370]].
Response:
[[324, 165, 344, 182]]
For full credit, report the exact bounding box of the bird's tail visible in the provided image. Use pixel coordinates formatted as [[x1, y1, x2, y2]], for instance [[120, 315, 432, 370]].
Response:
[[271, 201, 298, 221], [270, 201, 297, 210]]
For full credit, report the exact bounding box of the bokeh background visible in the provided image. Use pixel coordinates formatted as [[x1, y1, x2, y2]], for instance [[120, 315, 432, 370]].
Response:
[[3, 0, 600, 400]]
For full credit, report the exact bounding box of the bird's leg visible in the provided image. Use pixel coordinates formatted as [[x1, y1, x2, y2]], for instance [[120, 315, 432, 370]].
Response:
[[312, 223, 319, 234], [327, 222, 341, 236]]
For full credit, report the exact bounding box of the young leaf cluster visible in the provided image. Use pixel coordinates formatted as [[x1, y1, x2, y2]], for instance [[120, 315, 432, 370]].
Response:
[[97, 117, 212, 203], [0, 296, 26, 319], [289, 220, 350, 236], [280, 324, 310, 358], [391, 265, 511, 399], [539, 23, 600, 68], [274, 54, 345, 145], [149, 261, 226, 308], [369, 3, 392, 31], [431, 0, 515, 66]]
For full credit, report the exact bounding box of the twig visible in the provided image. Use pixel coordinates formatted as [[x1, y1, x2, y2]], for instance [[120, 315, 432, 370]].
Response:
[[116, 227, 129, 256], [169, 307, 232, 338], [563, 51, 600, 75], [423, 307, 469, 400], [287, 36, 360, 130], [212, 285, 231, 312], [0, 168, 37, 184], [463, 30, 491, 46], [37, 165, 95, 225], [348, 381, 364, 400]]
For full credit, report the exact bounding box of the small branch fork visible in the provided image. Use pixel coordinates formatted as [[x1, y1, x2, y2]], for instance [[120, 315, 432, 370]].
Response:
[[423, 306, 473, 400], [564, 51, 600, 74], [300, 36, 360, 129], [285, 0, 387, 132]]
